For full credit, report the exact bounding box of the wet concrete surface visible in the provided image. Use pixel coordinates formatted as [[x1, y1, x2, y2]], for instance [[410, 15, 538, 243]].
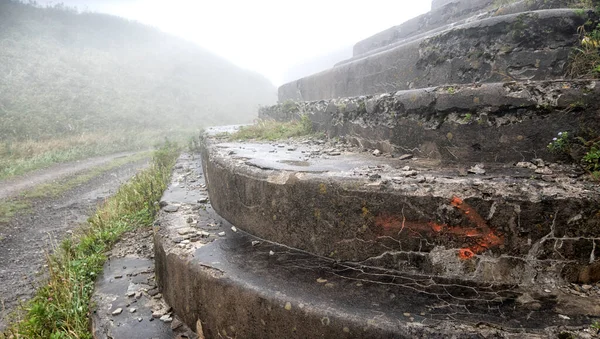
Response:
[[201, 135, 600, 286], [154, 153, 600, 338], [91, 227, 196, 339]]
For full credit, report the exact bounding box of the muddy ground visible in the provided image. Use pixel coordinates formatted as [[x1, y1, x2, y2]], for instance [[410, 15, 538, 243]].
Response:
[[0, 154, 149, 331]]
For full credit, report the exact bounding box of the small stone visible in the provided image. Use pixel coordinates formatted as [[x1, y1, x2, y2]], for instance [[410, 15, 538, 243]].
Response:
[[516, 162, 537, 170], [401, 166, 411, 171], [328, 151, 341, 156], [218, 232, 226, 237], [112, 308, 123, 316], [372, 149, 381, 156], [269, 250, 275, 256], [163, 205, 179, 213], [177, 228, 194, 235], [583, 284, 593, 290], [199, 231, 210, 238], [544, 289, 552, 293], [531, 158, 545, 167], [558, 314, 571, 320], [148, 288, 160, 297], [535, 167, 553, 175], [171, 318, 183, 330], [160, 315, 173, 323], [400, 170, 417, 177], [403, 312, 411, 317], [181, 240, 190, 244], [137, 317, 143, 322], [284, 302, 292, 311], [135, 291, 142, 299], [468, 164, 486, 175], [126, 291, 135, 297], [231, 226, 238, 232], [129, 308, 136, 313], [316, 278, 327, 283], [287, 147, 297, 151], [197, 197, 209, 203], [251, 241, 261, 246], [399, 154, 413, 160]]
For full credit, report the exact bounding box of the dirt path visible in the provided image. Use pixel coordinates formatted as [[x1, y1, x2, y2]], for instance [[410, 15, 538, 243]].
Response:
[[0, 151, 139, 201], [0, 154, 149, 331]]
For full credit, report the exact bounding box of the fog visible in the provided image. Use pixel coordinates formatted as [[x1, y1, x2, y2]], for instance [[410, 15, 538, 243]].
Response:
[[38, 0, 431, 85]]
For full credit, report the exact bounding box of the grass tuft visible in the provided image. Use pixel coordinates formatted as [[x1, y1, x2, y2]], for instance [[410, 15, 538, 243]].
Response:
[[1, 141, 179, 339], [228, 116, 314, 141]]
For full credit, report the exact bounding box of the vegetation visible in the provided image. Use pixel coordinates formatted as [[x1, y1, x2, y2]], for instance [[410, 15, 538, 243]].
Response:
[[0, 152, 150, 225], [228, 116, 315, 141], [567, 1, 600, 77], [1, 142, 178, 338], [0, 0, 275, 178], [548, 131, 600, 180]]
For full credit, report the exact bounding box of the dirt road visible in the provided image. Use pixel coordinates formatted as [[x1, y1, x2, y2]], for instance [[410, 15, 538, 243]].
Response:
[[0, 153, 149, 331]]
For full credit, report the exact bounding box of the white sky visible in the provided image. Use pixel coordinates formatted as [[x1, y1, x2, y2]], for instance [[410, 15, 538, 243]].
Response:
[[41, 1, 431, 85]]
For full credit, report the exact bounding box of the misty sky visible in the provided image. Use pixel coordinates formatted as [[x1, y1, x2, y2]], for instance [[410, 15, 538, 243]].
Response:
[[40, 0, 431, 85]]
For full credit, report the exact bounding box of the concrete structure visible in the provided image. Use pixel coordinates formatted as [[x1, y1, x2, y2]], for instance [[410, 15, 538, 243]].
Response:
[[154, 0, 600, 337]]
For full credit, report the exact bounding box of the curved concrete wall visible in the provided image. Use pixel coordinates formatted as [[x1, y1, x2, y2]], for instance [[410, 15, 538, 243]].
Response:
[[280, 9, 586, 102]]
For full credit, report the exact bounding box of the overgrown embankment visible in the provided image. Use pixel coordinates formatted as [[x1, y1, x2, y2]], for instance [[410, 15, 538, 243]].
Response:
[[1, 143, 179, 339], [0, 0, 275, 178]]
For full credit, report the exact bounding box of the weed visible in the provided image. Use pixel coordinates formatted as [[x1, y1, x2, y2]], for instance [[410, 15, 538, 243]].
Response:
[[548, 131, 600, 179], [447, 86, 456, 94], [547, 131, 570, 153], [2, 142, 178, 338], [0, 200, 30, 224], [228, 117, 314, 141]]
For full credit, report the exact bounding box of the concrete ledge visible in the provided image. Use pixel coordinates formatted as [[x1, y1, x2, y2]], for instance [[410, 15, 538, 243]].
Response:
[[155, 154, 600, 338], [265, 80, 600, 164], [201, 137, 600, 286], [279, 9, 587, 102], [354, 0, 494, 57]]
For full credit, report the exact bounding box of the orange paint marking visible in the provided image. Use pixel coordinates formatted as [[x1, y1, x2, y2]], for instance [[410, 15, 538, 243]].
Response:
[[374, 195, 504, 260]]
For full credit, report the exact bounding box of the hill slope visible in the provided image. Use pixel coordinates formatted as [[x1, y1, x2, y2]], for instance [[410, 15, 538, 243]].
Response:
[[0, 0, 276, 142]]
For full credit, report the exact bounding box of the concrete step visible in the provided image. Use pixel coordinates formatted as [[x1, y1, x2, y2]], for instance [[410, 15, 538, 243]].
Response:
[[201, 128, 600, 286], [155, 153, 600, 338], [278, 9, 589, 101], [352, 0, 586, 59], [264, 80, 600, 164], [91, 228, 196, 339]]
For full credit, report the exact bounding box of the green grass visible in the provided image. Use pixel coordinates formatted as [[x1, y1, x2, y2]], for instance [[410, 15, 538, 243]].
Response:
[[0, 200, 30, 224], [228, 117, 314, 141], [22, 151, 150, 200], [1, 142, 178, 339], [0, 152, 150, 226]]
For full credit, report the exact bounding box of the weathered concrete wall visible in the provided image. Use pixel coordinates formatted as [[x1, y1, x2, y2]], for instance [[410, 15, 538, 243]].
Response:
[[354, 0, 493, 57], [265, 80, 600, 164], [279, 10, 586, 102]]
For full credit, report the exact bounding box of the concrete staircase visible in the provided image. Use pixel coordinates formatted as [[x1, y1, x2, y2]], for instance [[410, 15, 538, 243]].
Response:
[[154, 0, 600, 338]]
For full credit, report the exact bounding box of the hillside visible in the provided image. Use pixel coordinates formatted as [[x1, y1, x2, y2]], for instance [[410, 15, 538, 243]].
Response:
[[0, 0, 276, 142]]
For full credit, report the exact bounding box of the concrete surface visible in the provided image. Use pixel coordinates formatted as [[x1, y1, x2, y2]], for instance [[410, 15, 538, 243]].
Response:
[[154, 153, 600, 338]]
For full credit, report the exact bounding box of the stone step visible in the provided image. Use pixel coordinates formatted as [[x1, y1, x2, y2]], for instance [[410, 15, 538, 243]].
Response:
[[155, 152, 600, 338], [352, 0, 586, 59], [201, 128, 600, 286], [265, 80, 600, 164], [278, 9, 588, 102]]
